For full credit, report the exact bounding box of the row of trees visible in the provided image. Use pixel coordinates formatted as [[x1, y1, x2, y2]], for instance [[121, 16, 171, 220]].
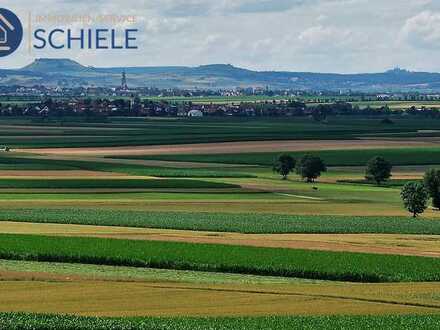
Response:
[[401, 170, 440, 217], [273, 153, 440, 218], [364, 161, 440, 217], [273, 154, 391, 184], [273, 154, 327, 182]]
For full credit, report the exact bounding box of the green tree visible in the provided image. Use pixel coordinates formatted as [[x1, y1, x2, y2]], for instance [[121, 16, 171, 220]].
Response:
[[365, 156, 392, 185], [401, 182, 429, 218], [296, 155, 327, 183], [423, 169, 440, 209], [273, 154, 296, 180]]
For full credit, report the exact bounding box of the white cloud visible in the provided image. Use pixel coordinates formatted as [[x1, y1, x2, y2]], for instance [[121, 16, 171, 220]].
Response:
[[149, 0, 351, 17], [1, 0, 440, 73], [297, 25, 353, 53], [401, 11, 440, 49]]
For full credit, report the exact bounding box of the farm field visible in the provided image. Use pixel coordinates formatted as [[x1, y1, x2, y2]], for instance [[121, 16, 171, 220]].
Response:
[[0, 117, 439, 328], [0, 222, 439, 257], [0, 116, 437, 149], [122, 147, 440, 166], [21, 138, 440, 156], [1, 314, 440, 330]]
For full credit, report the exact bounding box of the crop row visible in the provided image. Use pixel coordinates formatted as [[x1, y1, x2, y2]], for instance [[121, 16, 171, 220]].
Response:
[[1, 314, 439, 330], [0, 234, 439, 282], [1, 208, 439, 234]]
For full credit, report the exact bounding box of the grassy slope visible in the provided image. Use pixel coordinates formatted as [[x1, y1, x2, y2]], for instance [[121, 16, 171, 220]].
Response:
[[1, 314, 439, 330], [0, 208, 440, 234], [0, 234, 439, 282]]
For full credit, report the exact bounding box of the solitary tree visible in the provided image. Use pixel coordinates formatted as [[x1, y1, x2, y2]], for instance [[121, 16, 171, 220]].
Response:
[[401, 182, 429, 218], [273, 154, 296, 180], [365, 156, 392, 185], [424, 169, 440, 209], [296, 155, 327, 183]]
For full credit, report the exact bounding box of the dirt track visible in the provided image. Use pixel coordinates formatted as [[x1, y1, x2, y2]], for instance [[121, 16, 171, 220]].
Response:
[[19, 138, 440, 156]]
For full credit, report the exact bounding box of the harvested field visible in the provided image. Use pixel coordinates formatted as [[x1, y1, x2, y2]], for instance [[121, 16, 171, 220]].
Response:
[[19, 138, 440, 156], [0, 222, 438, 257], [0, 278, 439, 317]]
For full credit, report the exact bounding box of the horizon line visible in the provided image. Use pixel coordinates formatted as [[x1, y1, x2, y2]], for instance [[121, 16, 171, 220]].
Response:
[[2, 58, 430, 75]]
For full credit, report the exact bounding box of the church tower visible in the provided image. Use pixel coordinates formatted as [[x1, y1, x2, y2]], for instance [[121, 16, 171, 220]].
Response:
[[121, 70, 128, 90]]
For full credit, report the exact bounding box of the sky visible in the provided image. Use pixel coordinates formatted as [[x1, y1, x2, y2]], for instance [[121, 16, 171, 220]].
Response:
[[1, 0, 440, 73]]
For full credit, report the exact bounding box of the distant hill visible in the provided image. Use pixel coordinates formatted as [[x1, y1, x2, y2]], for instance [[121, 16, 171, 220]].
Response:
[[22, 58, 91, 73], [2, 58, 440, 91]]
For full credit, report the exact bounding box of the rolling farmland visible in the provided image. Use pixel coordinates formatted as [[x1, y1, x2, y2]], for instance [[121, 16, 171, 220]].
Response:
[[0, 117, 439, 328]]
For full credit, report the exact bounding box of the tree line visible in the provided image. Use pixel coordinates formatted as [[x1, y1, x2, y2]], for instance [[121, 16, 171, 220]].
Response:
[[273, 154, 440, 218]]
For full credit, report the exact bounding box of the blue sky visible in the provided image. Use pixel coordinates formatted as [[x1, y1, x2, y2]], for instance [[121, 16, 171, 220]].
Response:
[[1, 0, 440, 73]]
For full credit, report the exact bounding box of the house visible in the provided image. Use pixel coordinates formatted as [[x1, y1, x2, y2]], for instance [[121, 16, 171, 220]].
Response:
[[187, 109, 203, 117], [0, 13, 15, 51]]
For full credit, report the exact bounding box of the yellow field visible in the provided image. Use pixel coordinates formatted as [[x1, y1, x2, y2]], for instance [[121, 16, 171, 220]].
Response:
[[1, 272, 439, 317]]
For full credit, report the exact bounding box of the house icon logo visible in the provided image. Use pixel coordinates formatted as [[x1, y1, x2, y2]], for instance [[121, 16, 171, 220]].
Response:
[[0, 8, 23, 57]]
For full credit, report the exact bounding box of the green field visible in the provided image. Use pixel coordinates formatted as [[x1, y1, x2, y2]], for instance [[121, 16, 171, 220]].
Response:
[[1, 208, 440, 234], [0, 155, 253, 178], [1, 234, 439, 282], [0, 116, 440, 326], [1, 314, 439, 330], [120, 147, 440, 166], [0, 259, 315, 285], [0, 117, 440, 148], [0, 178, 238, 189]]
